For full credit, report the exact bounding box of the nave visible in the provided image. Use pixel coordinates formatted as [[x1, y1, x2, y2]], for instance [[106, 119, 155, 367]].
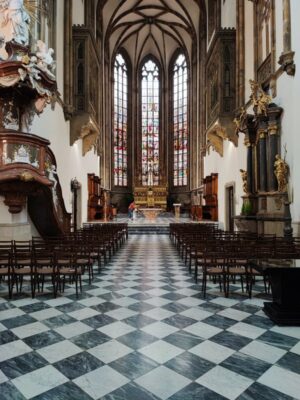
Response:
[[0, 235, 300, 400]]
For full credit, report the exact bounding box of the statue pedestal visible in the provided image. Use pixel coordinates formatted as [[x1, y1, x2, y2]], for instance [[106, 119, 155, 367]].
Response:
[[173, 203, 181, 219]]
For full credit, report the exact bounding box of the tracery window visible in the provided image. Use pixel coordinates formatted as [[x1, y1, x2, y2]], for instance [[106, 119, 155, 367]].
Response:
[[173, 54, 188, 187], [141, 59, 160, 186], [113, 53, 128, 186]]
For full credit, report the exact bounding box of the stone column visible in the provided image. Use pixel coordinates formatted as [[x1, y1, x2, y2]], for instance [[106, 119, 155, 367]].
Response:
[[258, 129, 267, 192], [279, 0, 295, 75], [236, 0, 245, 107], [245, 140, 253, 194], [268, 124, 278, 191], [64, 0, 73, 116]]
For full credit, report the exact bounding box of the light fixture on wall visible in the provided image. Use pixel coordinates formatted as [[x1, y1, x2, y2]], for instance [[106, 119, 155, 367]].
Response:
[[70, 177, 81, 192]]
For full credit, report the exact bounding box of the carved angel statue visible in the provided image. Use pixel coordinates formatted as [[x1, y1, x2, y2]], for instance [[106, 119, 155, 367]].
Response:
[[240, 169, 248, 194], [274, 154, 289, 193], [249, 79, 272, 116], [233, 107, 247, 134], [36, 40, 55, 79], [0, 0, 30, 45]]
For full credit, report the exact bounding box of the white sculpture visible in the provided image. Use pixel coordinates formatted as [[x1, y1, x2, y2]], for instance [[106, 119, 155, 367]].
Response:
[[0, 0, 30, 45], [36, 40, 55, 78]]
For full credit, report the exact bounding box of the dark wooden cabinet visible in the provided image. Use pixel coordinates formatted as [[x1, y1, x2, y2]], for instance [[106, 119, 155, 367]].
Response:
[[203, 173, 218, 221], [87, 173, 104, 220]]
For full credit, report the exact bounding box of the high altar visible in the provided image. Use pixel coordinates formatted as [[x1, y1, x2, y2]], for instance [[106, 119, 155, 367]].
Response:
[[133, 172, 167, 209], [134, 185, 167, 209]]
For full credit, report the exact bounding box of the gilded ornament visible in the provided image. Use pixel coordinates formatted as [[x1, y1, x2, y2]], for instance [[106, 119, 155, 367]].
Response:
[[249, 79, 272, 116], [240, 169, 248, 194], [233, 107, 247, 134], [274, 154, 289, 193]]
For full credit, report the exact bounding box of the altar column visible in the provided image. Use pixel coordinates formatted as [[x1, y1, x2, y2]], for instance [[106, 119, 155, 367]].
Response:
[[258, 129, 268, 192]]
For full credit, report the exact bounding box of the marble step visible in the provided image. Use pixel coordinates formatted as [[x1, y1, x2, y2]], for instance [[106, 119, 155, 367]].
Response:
[[128, 225, 170, 235]]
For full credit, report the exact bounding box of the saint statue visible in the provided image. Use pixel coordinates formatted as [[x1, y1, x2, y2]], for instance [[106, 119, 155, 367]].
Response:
[[240, 169, 248, 194], [274, 154, 289, 193], [0, 0, 30, 45], [147, 160, 154, 186]]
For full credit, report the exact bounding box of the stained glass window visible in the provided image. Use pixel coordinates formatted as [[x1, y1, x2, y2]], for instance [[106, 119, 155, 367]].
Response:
[[173, 54, 188, 186], [141, 60, 160, 186], [113, 53, 128, 186]]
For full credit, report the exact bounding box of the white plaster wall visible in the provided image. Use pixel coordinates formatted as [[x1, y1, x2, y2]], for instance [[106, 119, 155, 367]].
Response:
[[221, 0, 236, 29], [244, 1, 254, 101], [204, 135, 247, 228], [72, 0, 85, 25], [272, 0, 300, 231], [31, 106, 99, 224], [275, 0, 284, 60], [0, 197, 40, 239]]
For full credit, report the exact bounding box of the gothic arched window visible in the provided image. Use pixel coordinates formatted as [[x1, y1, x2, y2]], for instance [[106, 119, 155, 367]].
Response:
[[141, 59, 160, 186], [173, 54, 188, 187], [113, 53, 128, 186]]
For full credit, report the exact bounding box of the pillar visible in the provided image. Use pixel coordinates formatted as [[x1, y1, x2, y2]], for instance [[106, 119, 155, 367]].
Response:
[[246, 142, 253, 194], [279, 0, 295, 75], [268, 124, 279, 191], [258, 130, 267, 192]]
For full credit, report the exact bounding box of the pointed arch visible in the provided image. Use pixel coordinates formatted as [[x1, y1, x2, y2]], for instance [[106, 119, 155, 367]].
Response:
[[171, 50, 188, 187], [139, 55, 161, 186], [113, 50, 130, 187]]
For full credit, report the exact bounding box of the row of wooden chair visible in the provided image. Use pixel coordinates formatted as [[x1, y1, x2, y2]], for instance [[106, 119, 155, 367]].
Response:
[[171, 223, 300, 298], [0, 223, 128, 299]]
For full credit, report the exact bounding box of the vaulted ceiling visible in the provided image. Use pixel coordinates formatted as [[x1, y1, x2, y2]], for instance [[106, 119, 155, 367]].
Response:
[[99, 0, 205, 69]]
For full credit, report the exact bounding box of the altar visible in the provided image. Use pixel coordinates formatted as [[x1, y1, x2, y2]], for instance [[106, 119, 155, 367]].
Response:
[[139, 207, 162, 221], [134, 185, 167, 209]]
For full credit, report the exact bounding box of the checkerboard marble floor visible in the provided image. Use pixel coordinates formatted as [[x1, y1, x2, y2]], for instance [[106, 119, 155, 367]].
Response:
[[1, 235, 300, 399]]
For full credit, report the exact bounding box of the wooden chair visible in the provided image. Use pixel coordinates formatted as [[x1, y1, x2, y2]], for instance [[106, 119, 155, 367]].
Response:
[[0, 242, 14, 298], [13, 241, 35, 298]]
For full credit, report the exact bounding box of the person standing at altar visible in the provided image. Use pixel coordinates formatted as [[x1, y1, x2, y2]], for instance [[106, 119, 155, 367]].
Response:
[[128, 200, 135, 220]]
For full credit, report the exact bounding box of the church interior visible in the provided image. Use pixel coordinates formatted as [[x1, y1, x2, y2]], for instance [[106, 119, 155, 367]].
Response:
[[0, 1, 300, 399]]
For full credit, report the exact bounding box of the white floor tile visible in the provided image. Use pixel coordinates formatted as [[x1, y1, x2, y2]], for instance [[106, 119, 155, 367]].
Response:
[[210, 297, 240, 307], [88, 340, 133, 363], [197, 365, 253, 400], [78, 297, 106, 307], [270, 325, 300, 340], [135, 366, 191, 400], [111, 297, 139, 307], [29, 308, 62, 321], [141, 321, 179, 339], [68, 307, 100, 321], [240, 340, 286, 364], [74, 366, 129, 399], [37, 340, 82, 363], [180, 307, 213, 321], [0, 369, 8, 384], [176, 297, 205, 307], [227, 322, 266, 339], [183, 321, 222, 339], [11, 321, 49, 339], [217, 308, 250, 321], [258, 365, 300, 399], [144, 297, 172, 307], [54, 321, 92, 339], [0, 308, 25, 321], [12, 365, 68, 399], [143, 307, 175, 321], [0, 340, 32, 362], [290, 341, 300, 356], [98, 321, 136, 338], [105, 307, 138, 320], [189, 340, 235, 364], [44, 297, 73, 307], [138, 339, 184, 363]]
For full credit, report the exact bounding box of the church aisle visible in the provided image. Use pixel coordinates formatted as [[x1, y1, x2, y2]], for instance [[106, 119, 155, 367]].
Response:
[[0, 235, 300, 399]]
